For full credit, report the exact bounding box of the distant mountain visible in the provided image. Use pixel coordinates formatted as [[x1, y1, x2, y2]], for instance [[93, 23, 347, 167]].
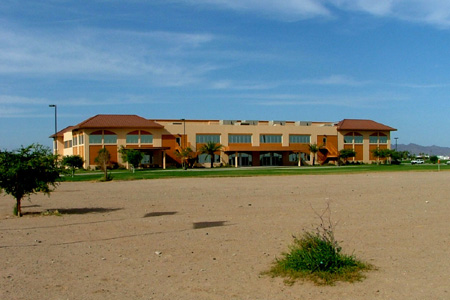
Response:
[[396, 143, 450, 156]]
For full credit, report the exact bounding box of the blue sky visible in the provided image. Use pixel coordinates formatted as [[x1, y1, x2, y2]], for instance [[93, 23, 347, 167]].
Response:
[[1, 0, 450, 150]]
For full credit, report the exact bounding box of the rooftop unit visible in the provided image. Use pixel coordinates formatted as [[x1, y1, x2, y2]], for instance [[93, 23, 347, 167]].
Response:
[[269, 120, 286, 126], [220, 120, 238, 125], [240, 120, 258, 126], [295, 121, 312, 126]]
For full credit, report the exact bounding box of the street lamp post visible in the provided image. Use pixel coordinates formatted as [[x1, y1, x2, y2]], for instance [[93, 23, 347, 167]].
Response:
[[182, 119, 186, 149], [49, 105, 57, 154], [395, 137, 398, 151]]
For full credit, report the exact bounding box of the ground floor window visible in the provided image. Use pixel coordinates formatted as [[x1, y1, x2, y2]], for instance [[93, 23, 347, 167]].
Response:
[[142, 154, 152, 165], [289, 152, 310, 163], [228, 152, 252, 166], [260, 152, 282, 166], [198, 153, 220, 164]]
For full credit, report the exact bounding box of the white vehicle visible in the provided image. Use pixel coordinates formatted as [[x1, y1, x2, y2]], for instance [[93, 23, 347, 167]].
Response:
[[411, 159, 425, 165], [447, 161, 450, 165]]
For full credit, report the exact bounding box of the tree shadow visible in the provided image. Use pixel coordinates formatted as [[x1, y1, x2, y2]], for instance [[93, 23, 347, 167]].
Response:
[[51, 207, 123, 215], [22, 204, 41, 208], [193, 221, 228, 229], [143, 211, 178, 218]]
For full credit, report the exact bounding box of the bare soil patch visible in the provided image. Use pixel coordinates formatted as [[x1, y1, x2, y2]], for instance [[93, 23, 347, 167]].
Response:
[[1, 172, 449, 299]]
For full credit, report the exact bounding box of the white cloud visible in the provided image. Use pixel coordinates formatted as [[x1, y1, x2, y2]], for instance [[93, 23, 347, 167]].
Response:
[[179, 0, 450, 27], [299, 74, 369, 86], [0, 25, 218, 86], [180, 0, 331, 20]]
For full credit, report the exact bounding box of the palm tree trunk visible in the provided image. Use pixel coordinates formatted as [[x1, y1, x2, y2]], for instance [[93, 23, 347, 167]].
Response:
[[210, 152, 214, 168]]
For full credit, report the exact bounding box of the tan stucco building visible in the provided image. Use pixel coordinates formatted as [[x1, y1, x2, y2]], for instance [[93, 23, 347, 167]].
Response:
[[51, 115, 396, 169]]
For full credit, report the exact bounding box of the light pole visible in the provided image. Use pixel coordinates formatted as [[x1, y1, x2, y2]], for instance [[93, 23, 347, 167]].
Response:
[[182, 118, 186, 149], [394, 137, 398, 151], [49, 104, 57, 154]]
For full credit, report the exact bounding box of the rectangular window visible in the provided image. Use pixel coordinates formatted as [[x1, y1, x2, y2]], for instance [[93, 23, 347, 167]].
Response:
[[104, 135, 117, 144], [229, 134, 252, 143], [89, 135, 102, 144], [289, 135, 310, 144], [141, 135, 153, 144], [79, 135, 84, 145], [354, 136, 363, 144], [196, 134, 220, 144], [73, 137, 78, 146], [198, 153, 220, 163], [379, 136, 388, 144], [344, 136, 353, 144], [126, 135, 139, 144], [260, 135, 282, 143], [369, 136, 378, 144]]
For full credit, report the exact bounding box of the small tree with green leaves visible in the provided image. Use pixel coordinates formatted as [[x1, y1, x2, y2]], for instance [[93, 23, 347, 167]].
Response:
[[430, 155, 438, 164], [372, 148, 392, 164], [200, 142, 223, 168], [308, 143, 320, 166], [339, 149, 356, 165], [175, 147, 195, 169], [94, 147, 112, 181], [62, 155, 84, 177], [119, 147, 144, 172], [0, 144, 62, 217]]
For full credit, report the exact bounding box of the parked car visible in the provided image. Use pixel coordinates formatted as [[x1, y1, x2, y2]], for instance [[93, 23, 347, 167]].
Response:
[[447, 161, 450, 165], [411, 159, 425, 165]]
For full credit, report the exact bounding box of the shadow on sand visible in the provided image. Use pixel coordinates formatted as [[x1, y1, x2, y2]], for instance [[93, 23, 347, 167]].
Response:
[[193, 221, 228, 229], [22, 207, 123, 216], [143, 211, 178, 218]]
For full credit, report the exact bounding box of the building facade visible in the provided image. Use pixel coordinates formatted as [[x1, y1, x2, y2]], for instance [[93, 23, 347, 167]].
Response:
[[50, 115, 397, 169]]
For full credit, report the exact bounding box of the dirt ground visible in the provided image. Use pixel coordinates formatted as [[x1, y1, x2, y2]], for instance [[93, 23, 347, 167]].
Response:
[[1, 172, 449, 300]]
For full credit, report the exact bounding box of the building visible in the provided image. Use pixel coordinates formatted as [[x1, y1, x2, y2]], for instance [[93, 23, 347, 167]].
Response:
[[50, 115, 397, 169]]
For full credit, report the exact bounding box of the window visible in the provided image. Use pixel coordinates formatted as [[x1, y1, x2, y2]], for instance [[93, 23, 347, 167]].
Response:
[[90, 130, 117, 144], [260, 135, 282, 143], [289, 135, 310, 144], [370, 134, 387, 144], [369, 136, 378, 144], [64, 140, 72, 148], [198, 153, 220, 163], [346, 133, 363, 144], [78, 135, 84, 145], [344, 135, 353, 144], [73, 137, 78, 146], [104, 134, 117, 144], [176, 137, 181, 146], [141, 131, 153, 144], [229, 134, 252, 143], [126, 134, 139, 144], [289, 153, 299, 162], [196, 134, 220, 144], [89, 134, 102, 144], [354, 135, 363, 144]]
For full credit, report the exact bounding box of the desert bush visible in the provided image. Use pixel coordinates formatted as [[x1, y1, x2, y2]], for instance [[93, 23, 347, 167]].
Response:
[[266, 204, 373, 285]]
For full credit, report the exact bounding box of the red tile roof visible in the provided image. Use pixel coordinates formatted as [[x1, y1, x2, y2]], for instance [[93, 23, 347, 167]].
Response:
[[49, 126, 76, 138], [73, 114, 164, 130], [337, 119, 396, 131]]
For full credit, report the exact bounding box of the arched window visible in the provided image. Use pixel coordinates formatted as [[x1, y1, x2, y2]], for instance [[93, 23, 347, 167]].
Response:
[[103, 130, 117, 144], [89, 130, 103, 144], [141, 131, 153, 144], [126, 130, 139, 144], [344, 132, 363, 144]]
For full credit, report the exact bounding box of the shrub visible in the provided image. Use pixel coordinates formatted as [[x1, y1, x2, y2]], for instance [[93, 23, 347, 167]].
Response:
[[266, 204, 373, 285]]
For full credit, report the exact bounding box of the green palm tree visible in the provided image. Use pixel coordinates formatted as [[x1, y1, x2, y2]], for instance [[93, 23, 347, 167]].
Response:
[[308, 143, 319, 166], [200, 141, 223, 168], [175, 147, 194, 170]]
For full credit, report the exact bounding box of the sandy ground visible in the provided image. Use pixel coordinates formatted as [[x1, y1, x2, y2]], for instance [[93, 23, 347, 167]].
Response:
[[1, 171, 449, 300]]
